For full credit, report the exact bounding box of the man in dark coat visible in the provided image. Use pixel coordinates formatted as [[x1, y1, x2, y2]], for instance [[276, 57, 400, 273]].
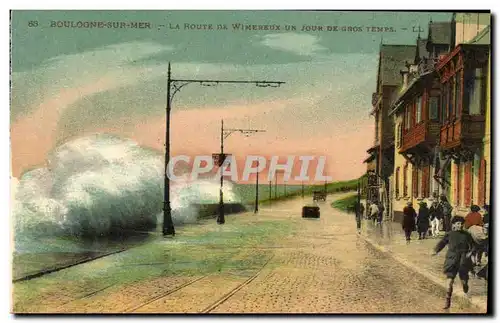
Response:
[[417, 201, 430, 240], [432, 216, 474, 310], [402, 202, 417, 244]]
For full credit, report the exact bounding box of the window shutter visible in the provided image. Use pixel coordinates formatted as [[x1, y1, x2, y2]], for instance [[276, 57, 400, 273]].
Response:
[[412, 168, 418, 198], [455, 163, 461, 206], [422, 165, 430, 198], [478, 159, 486, 206], [395, 167, 400, 198], [464, 161, 472, 206], [403, 164, 408, 196]]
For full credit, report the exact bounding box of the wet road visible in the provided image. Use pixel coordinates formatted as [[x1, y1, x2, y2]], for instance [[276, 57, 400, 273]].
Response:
[[13, 194, 482, 313]]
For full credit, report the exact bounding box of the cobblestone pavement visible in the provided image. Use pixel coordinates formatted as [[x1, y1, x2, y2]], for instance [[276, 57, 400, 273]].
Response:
[[361, 218, 488, 311], [13, 194, 484, 314]]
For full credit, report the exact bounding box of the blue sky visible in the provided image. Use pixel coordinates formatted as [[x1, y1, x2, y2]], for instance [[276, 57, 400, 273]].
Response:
[[10, 10, 453, 180]]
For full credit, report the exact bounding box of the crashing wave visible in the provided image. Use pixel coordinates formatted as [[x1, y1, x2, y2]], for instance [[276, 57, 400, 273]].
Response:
[[12, 134, 240, 242]]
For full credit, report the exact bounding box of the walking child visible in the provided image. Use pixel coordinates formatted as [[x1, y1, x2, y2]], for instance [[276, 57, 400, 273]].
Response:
[[429, 199, 441, 237], [432, 216, 474, 310]]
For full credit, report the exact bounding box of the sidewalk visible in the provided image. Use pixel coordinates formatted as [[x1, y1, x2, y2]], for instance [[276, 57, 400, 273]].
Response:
[[360, 219, 488, 312]]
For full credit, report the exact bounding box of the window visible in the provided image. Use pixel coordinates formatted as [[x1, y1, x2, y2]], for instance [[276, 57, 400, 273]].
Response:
[[441, 83, 450, 123], [464, 161, 472, 207], [403, 163, 408, 197], [416, 96, 422, 123], [395, 167, 400, 198], [396, 124, 403, 148], [421, 165, 430, 198], [405, 105, 411, 130], [412, 168, 419, 198], [464, 68, 484, 115], [449, 77, 455, 119], [478, 159, 487, 206], [455, 75, 461, 116], [417, 168, 423, 197], [429, 96, 439, 120], [455, 162, 461, 206], [399, 124, 403, 146]]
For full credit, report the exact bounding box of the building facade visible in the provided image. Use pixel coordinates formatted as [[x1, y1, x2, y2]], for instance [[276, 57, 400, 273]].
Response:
[[388, 13, 490, 221], [364, 44, 416, 217], [388, 20, 454, 221], [439, 15, 490, 216]]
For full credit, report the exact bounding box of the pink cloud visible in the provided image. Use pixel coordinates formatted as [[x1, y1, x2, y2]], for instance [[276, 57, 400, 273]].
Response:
[[10, 77, 115, 177]]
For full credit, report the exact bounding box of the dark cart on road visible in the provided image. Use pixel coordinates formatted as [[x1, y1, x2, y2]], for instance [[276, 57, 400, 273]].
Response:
[[313, 191, 326, 202], [302, 205, 320, 218]]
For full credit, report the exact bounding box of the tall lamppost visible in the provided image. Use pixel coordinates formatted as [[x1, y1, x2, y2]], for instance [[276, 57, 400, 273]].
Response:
[[254, 160, 259, 214], [217, 121, 265, 224], [275, 172, 278, 199], [163, 62, 284, 236], [269, 180, 272, 201]]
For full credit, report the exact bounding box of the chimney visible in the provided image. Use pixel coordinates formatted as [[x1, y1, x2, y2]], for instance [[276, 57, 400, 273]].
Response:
[[400, 64, 410, 87], [402, 71, 409, 87]]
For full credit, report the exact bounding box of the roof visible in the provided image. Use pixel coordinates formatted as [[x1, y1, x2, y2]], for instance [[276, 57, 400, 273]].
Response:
[[366, 145, 380, 154], [388, 70, 435, 116], [379, 45, 417, 86], [416, 38, 429, 62], [363, 155, 376, 163], [428, 21, 453, 45], [468, 25, 490, 45]]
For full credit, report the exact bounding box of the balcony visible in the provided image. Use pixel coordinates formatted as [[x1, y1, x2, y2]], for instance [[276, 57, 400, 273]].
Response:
[[440, 115, 485, 151], [400, 120, 441, 154]]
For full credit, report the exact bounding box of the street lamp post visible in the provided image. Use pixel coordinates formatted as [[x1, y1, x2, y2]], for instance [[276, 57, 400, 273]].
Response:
[[163, 64, 175, 236], [217, 121, 265, 224], [163, 62, 284, 235], [275, 172, 278, 199], [218, 120, 225, 225], [254, 160, 259, 214]]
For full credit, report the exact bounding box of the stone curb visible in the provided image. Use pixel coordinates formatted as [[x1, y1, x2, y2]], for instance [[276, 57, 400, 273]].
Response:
[[360, 234, 488, 313]]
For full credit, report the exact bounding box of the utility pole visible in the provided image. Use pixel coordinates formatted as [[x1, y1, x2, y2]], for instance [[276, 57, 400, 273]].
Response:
[[269, 180, 272, 201], [275, 172, 278, 199], [254, 160, 259, 214], [218, 120, 266, 224], [218, 120, 225, 225], [163, 63, 284, 234], [163, 63, 175, 236], [356, 180, 362, 233]]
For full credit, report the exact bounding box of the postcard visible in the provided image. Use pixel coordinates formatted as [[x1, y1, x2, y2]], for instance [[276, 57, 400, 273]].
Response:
[[10, 10, 490, 314]]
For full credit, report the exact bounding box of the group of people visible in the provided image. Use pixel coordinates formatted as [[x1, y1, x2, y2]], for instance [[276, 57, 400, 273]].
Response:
[[365, 200, 385, 225], [401, 195, 489, 309], [401, 195, 454, 242]]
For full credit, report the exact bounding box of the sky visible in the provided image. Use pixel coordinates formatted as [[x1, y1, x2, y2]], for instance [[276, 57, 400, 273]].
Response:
[[10, 10, 453, 183]]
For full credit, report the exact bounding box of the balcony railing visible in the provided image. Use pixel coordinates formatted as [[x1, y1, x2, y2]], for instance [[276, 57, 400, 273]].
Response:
[[416, 57, 438, 75], [440, 115, 485, 150], [400, 120, 441, 153]]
